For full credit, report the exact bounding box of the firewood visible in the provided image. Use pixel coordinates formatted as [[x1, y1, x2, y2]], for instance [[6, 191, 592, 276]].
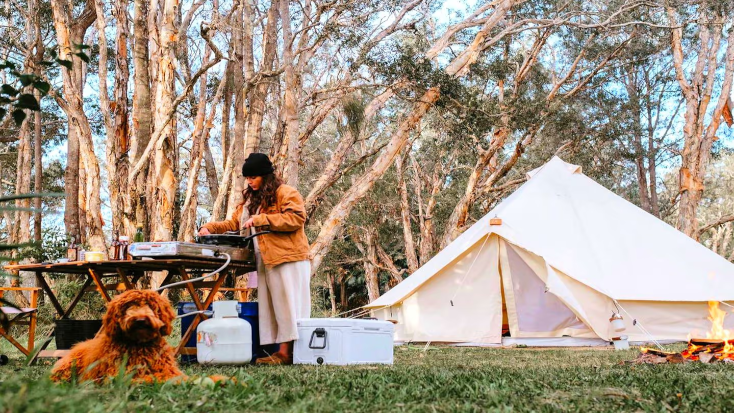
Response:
[[666, 353, 690, 364], [642, 348, 675, 357], [698, 352, 716, 364]]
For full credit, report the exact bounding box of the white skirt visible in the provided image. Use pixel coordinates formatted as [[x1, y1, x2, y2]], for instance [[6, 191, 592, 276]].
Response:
[[255, 238, 311, 344]]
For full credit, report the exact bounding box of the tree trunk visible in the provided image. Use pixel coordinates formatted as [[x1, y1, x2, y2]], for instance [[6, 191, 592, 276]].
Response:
[[128, 0, 153, 239], [244, 0, 278, 159], [326, 271, 337, 317], [178, 50, 211, 241], [97, 0, 130, 237], [211, 60, 235, 221], [51, 0, 107, 253], [63, 123, 81, 242], [396, 155, 418, 273], [225, 4, 246, 218], [278, 0, 300, 186], [33, 90, 42, 242], [179, 50, 227, 241], [203, 142, 219, 201], [376, 243, 404, 286], [355, 229, 381, 302], [150, 0, 178, 244], [668, 8, 734, 239], [441, 133, 505, 248]]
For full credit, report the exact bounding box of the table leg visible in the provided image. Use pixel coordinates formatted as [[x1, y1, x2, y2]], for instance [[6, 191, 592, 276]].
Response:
[[62, 277, 94, 319], [176, 270, 230, 355], [117, 268, 135, 291], [34, 271, 64, 317], [88, 269, 112, 302], [131, 272, 143, 286], [176, 267, 205, 311], [26, 328, 54, 366], [155, 271, 175, 294]]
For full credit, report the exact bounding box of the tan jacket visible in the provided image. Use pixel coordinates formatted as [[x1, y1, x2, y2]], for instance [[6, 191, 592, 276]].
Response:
[[201, 185, 310, 267]]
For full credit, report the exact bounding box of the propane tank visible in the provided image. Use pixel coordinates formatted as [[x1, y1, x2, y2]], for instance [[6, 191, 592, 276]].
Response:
[[196, 301, 252, 365]]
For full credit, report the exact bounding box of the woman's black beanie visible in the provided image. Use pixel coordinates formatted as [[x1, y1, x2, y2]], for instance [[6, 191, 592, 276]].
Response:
[[242, 153, 275, 176]]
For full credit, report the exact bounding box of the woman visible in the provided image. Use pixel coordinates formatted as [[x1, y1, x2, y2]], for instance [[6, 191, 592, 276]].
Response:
[[198, 153, 311, 365]]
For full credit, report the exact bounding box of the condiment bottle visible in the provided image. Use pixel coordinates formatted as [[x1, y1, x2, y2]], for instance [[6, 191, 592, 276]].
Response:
[[111, 232, 121, 261], [119, 236, 130, 260], [134, 225, 145, 243], [67, 237, 78, 261]]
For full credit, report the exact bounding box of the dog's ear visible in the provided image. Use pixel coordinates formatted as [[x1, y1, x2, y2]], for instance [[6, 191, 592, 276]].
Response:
[[148, 292, 175, 336], [101, 294, 126, 337]]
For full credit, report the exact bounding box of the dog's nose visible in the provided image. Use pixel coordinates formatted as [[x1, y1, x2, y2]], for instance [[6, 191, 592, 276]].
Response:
[[131, 317, 151, 329]]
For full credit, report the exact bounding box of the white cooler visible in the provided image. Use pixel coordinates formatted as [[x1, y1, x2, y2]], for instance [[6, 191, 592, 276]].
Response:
[[293, 318, 394, 365]]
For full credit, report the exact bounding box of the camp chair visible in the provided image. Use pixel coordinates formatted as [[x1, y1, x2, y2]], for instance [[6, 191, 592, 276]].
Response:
[[0, 287, 39, 356]]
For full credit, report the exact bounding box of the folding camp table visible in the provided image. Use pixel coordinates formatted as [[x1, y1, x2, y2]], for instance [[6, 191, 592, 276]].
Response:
[[4, 258, 254, 364]]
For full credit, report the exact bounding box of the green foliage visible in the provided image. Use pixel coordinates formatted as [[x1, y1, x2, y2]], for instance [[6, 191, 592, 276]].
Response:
[[17, 227, 69, 264], [0, 61, 51, 126]]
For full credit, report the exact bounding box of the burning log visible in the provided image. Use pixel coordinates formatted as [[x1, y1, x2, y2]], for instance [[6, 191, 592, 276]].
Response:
[[627, 339, 734, 365]]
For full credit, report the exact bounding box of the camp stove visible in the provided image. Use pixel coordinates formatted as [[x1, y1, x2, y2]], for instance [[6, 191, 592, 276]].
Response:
[[128, 232, 269, 263]]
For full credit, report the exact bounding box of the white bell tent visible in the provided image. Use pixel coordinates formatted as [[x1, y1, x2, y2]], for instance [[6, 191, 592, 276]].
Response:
[[366, 157, 734, 346]]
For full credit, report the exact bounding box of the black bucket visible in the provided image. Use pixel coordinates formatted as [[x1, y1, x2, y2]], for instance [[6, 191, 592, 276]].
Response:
[[55, 319, 102, 350]]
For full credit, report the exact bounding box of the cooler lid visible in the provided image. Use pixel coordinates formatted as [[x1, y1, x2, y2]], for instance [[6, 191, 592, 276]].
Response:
[[297, 318, 356, 327], [296, 318, 394, 329]]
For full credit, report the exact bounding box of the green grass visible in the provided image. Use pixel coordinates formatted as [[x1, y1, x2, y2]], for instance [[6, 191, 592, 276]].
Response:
[[2, 343, 734, 412]]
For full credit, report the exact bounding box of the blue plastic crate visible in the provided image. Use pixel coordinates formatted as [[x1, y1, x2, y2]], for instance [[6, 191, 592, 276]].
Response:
[[177, 302, 279, 363]]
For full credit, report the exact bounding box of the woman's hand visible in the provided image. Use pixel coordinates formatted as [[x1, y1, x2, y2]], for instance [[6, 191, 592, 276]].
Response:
[[198, 227, 211, 236], [243, 218, 256, 229]]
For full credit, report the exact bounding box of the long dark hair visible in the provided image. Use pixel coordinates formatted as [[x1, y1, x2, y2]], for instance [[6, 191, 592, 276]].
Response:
[[242, 173, 283, 215]]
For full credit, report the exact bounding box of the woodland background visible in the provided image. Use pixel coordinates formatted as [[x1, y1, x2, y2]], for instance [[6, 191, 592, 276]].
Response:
[[1, 0, 733, 315]]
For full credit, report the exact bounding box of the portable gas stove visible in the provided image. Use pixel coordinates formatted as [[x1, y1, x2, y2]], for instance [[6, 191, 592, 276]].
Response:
[[128, 232, 269, 264]]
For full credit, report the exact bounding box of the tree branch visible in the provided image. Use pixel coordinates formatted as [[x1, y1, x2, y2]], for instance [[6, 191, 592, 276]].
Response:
[[128, 23, 224, 182], [698, 215, 734, 237]]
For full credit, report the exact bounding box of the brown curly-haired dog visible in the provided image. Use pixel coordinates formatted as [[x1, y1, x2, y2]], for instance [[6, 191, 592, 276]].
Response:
[[50, 290, 185, 384]]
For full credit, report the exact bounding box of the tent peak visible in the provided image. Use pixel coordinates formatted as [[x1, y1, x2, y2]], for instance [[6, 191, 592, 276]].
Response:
[[526, 156, 582, 179]]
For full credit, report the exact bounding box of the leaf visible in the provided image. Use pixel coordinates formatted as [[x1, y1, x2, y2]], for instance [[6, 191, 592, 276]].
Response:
[[0, 108, 5, 120], [73, 43, 92, 50], [39, 60, 55, 67], [15, 94, 40, 111], [0, 242, 38, 251], [56, 58, 73, 70], [18, 74, 35, 87], [0, 97, 11, 104], [75, 52, 90, 64], [33, 80, 50, 95], [1, 84, 19, 96], [12, 108, 26, 125], [48, 48, 57, 59]]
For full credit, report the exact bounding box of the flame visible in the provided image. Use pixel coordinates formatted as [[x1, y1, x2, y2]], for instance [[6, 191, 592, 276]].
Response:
[[706, 301, 733, 357]]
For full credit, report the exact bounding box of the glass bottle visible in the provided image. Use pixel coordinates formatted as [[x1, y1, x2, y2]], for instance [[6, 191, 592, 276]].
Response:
[[119, 235, 130, 260], [134, 225, 145, 243], [111, 232, 121, 261], [67, 237, 78, 261]]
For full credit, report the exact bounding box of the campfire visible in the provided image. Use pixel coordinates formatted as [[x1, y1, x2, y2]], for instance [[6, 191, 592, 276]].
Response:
[[630, 301, 734, 364]]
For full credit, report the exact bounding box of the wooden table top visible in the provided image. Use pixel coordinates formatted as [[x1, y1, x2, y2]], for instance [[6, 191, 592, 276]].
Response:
[[4, 258, 255, 274]]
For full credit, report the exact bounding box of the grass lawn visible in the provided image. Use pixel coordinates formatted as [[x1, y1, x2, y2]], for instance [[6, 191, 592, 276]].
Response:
[[2, 343, 734, 412]]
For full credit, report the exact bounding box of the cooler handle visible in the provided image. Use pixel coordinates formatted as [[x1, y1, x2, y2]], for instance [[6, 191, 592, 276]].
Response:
[[309, 328, 327, 349]]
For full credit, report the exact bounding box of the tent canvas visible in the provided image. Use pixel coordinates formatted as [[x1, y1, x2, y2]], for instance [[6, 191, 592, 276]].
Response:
[[366, 157, 734, 345]]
